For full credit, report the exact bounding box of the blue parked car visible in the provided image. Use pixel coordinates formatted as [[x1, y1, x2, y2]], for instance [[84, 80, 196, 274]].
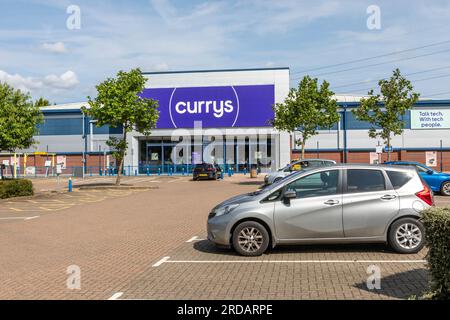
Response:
[[385, 161, 450, 196]]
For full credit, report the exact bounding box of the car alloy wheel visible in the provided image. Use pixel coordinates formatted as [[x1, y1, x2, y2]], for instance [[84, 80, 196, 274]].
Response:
[[441, 181, 450, 196], [395, 223, 422, 250], [238, 227, 264, 253], [232, 221, 269, 256]]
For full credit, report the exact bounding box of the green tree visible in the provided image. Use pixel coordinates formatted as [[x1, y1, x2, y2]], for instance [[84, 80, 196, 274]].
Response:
[[34, 97, 51, 107], [0, 82, 43, 153], [83, 68, 159, 185], [272, 75, 339, 159], [352, 69, 419, 161]]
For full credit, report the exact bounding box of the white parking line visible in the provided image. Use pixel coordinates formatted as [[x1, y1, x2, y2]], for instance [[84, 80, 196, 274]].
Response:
[[0, 216, 39, 221], [186, 236, 205, 242], [152, 256, 171, 267], [154, 257, 426, 266], [108, 292, 123, 300]]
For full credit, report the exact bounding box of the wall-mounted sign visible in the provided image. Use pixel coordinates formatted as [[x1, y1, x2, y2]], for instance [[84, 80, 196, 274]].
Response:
[[44, 160, 52, 167], [25, 166, 36, 175], [370, 152, 379, 164], [425, 151, 437, 167], [140, 85, 275, 129], [411, 109, 450, 129], [56, 156, 66, 169]]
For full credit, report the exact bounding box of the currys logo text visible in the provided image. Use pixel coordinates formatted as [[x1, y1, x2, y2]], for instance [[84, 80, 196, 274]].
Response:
[[175, 100, 234, 118], [169, 86, 240, 128]]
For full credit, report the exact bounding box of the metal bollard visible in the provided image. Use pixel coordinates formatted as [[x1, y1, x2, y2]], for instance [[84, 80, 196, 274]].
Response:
[[68, 177, 73, 192], [158, 167, 161, 176], [135, 169, 137, 176], [146, 167, 149, 176]]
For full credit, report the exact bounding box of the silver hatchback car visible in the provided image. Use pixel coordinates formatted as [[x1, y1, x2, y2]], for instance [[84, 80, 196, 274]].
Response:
[[207, 164, 433, 256]]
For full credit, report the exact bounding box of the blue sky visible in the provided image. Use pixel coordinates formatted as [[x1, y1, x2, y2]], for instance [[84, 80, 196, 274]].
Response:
[[1, 0, 450, 103]]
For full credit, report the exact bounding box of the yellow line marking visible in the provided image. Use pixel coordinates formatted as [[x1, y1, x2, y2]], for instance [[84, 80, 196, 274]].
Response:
[[9, 207, 23, 212]]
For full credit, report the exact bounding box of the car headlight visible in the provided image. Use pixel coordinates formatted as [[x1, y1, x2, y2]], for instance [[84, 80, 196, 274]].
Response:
[[214, 203, 240, 217]]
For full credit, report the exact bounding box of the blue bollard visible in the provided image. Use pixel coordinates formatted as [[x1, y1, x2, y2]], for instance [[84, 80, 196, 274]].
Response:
[[146, 167, 149, 176], [244, 168, 247, 175], [228, 168, 232, 177], [220, 171, 224, 180], [158, 167, 161, 176], [135, 169, 137, 176], [68, 178, 73, 192]]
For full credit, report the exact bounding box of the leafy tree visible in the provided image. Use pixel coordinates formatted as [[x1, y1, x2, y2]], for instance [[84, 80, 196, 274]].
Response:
[[83, 68, 159, 185], [272, 75, 339, 159], [34, 97, 51, 107], [0, 82, 43, 153], [352, 68, 419, 161]]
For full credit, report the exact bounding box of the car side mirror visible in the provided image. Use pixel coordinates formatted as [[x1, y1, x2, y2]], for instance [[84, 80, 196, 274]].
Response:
[[283, 190, 297, 203], [427, 169, 433, 175]]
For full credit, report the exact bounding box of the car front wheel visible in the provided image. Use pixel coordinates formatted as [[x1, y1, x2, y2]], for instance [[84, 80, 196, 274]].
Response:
[[388, 218, 425, 254], [232, 221, 270, 256], [440, 181, 450, 196]]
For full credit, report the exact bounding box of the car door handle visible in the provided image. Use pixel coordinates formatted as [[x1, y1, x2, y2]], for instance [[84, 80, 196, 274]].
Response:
[[324, 199, 340, 205], [380, 194, 397, 200]]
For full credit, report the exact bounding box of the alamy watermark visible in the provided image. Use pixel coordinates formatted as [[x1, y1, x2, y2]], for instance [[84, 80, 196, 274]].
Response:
[[367, 5, 381, 30], [66, 265, 81, 290], [66, 5, 81, 30], [366, 264, 381, 290]]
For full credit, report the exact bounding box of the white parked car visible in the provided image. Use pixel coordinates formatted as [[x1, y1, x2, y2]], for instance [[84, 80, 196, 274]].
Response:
[[264, 159, 336, 185]]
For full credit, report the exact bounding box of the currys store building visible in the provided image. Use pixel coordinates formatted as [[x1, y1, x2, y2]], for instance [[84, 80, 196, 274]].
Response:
[[131, 68, 291, 173], [2, 68, 291, 176]]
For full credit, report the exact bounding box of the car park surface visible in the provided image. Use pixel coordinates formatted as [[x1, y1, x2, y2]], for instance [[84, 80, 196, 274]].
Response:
[[0, 174, 445, 300]]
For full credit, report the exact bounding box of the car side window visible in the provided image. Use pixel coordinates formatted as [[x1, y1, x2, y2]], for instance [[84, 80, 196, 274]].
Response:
[[346, 169, 386, 193], [386, 170, 413, 189], [285, 170, 339, 199]]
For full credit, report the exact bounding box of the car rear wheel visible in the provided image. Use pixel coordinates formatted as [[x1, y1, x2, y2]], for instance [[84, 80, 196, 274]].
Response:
[[232, 221, 269, 256], [388, 218, 425, 254], [440, 181, 450, 196]]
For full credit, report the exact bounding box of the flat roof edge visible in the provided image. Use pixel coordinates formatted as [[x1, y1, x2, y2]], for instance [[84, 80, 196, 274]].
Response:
[[142, 67, 290, 75]]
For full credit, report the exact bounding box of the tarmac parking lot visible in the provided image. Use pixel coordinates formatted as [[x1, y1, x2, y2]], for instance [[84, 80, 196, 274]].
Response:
[[0, 174, 448, 300]]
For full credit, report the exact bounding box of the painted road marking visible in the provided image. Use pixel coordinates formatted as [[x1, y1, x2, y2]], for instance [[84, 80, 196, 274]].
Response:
[[152, 256, 427, 267], [108, 292, 123, 300], [9, 207, 23, 212], [0, 216, 39, 220], [165, 259, 427, 264], [152, 256, 171, 267], [186, 236, 205, 243]]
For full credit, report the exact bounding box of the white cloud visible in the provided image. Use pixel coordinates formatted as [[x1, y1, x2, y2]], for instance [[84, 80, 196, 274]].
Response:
[[0, 70, 79, 94], [44, 70, 79, 89], [41, 41, 67, 53]]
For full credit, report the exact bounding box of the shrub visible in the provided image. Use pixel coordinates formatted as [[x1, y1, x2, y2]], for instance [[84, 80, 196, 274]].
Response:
[[422, 206, 450, 300], [0, 179, 34, 199]]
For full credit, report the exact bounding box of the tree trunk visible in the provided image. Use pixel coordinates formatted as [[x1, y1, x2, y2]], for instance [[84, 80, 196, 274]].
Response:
[[301, 140, 306, 160], [387, 135, 391, 162], [115, 131, 127, 186]]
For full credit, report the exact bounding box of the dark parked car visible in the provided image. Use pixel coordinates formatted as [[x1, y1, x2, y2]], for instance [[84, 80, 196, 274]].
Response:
[[193, 163, 222, 181]]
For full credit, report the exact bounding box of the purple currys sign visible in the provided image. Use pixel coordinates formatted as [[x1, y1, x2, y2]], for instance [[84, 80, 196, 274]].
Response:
[[140, 84, 275, 129]]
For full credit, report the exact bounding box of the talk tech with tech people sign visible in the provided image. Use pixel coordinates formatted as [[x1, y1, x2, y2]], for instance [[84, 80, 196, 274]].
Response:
[[411, 109, 450, 129]]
